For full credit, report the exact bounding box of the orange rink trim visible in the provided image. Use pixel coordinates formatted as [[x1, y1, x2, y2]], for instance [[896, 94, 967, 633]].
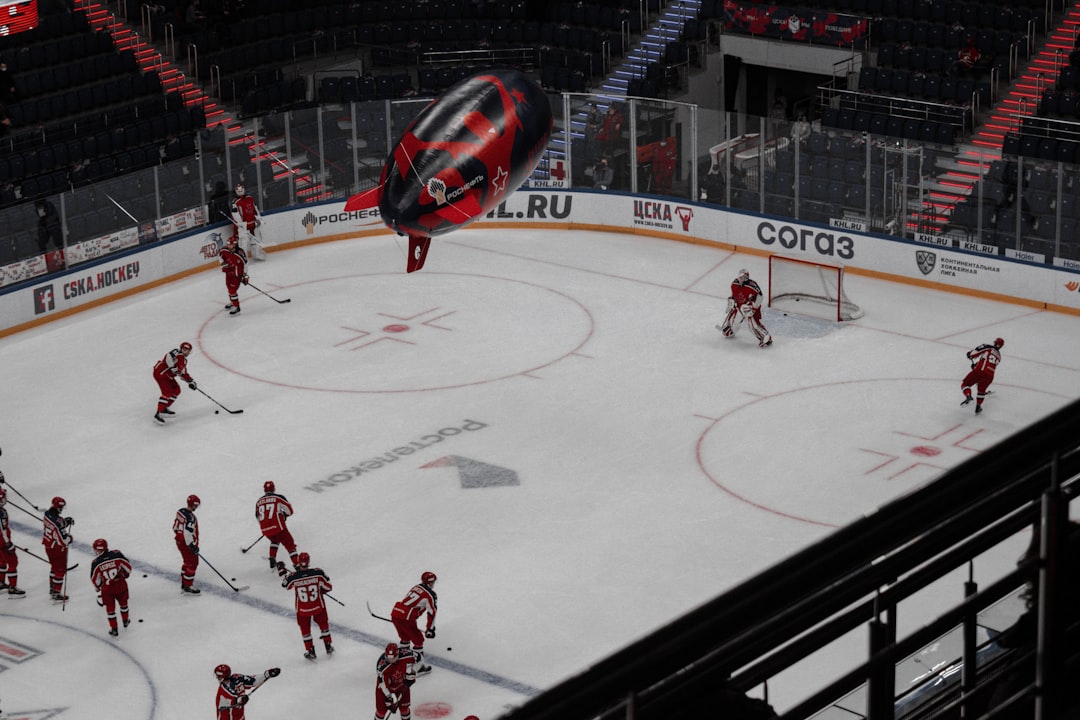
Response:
[[2, 223, 1076, 339]]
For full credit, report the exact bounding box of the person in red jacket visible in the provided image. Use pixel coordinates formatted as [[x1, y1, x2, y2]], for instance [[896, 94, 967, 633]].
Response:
[[374, 642, 415, 720], [961, 337, 1003, 414], [153, 342, 197, 424], [90, 538, 132, 636], [174, 494, 202, 594], [652, 137, 677, 195], [220, 234, 249, 316], [42, 496, 73, 601], [391, 571, 438, 675], [256, 481, 299, 571], [231, 183, 265, 260]]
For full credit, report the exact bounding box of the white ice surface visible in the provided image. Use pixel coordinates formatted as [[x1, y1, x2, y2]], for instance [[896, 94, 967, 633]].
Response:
[[1, 228, 1078, 719]]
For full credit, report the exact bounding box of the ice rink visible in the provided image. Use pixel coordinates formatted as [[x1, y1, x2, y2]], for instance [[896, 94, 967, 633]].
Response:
[[1, 226, 1079, 719]]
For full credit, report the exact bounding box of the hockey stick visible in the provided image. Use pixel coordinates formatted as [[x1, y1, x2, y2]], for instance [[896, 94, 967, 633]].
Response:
[[195, 386, 244, 414], [14, 545, 78, 570], [197, 551, 249, 592], [9, 500, 42, 521], [3, 480, 45, 512], [240, 534, 264, 553], [326, 592, 346, 607], [245, 281, 291, 304], [366, 600, 393, 623]]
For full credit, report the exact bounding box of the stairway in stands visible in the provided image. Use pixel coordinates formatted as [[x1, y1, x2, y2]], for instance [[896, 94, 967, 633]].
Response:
[[922, 3, 1080, 235], [72, 0, 324, 203], [553, 0, 702, 174]]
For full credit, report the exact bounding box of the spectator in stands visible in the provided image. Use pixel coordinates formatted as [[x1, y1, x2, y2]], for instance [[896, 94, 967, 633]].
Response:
[[597, 104, 624, 157], [0, 61, 15, 105], [185, 0, 207, 29], [700, 163, 726, 203], [592, 157, 614, 191], [36, 200, 63, 254], [790, 113, 811, 145], [949, 37, 981, 78]]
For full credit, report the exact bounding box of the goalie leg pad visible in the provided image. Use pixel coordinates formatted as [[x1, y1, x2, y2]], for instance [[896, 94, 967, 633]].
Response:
[[719, 303, 742, 336], [746, 314, 768, 342]]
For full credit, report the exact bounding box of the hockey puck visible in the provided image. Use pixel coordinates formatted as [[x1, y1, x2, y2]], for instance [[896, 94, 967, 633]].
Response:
[[231, 577, 237, 581], [215, 410, 220, 414], [138, 619, 144, 623], [142, 574, 148, 578], [447, 647, 452, 651]]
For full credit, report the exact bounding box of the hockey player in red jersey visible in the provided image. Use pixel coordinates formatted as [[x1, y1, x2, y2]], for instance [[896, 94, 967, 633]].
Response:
[[174, 494, 202, 594], [90, 538, 132, 636], [0, 486, 25, 597], [220, 234, 249, 316], [277, 551, 334, 660], [214, 663, 280, 719], [231, 183, 265, 261], [717, 268, 772, 348], [961, 337, 1003, 415], [374, 642, 416, 720], [391, 571, 438, 676], [257, 481, 299, 571], [153, 341, 197, 424], [42, 496, 73, 601]]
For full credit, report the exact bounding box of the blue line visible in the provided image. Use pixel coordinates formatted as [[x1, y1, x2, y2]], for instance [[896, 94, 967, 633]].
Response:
[[10, 520, 542, 697]]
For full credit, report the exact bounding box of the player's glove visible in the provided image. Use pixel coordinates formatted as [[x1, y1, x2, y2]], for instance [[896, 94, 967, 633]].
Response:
[[236, 695, 248, 707], [4, 542, 13, 553], [740, 303, 755, 317], [425, 626, 436, 639], [265, 667, 281, 679], [64, 516, 74, 527], [242, 275, 249, 285], [188, 381, 197, 390], [189, 543, 199, 554]]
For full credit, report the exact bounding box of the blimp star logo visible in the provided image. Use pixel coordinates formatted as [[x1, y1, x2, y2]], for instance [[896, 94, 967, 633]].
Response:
[[491, 166, 508, 196]]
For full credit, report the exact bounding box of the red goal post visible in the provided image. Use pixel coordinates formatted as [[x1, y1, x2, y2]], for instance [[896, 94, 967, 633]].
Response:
[[767, 255, 863, 321]]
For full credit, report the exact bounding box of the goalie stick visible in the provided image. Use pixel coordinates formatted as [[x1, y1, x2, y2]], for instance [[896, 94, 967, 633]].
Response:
[[366, 600, 393, 623], [195, 386, 244, 414]]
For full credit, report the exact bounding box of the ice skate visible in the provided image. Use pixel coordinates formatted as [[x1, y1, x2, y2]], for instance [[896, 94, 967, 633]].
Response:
[[975, 405, 983, 415], [180, 585, 201, 595], [154, 413, 166, 424], [324, 643, 335, 656], [304, 650, 317, 661], [229, 306, 241, 316], [960, 396, 972, 407], [160, 408, 175, 415], [759, 336, 773, 348], [7, 587, 26, 598], [109, 628, 118, 637], [415, 664, 432, 676]]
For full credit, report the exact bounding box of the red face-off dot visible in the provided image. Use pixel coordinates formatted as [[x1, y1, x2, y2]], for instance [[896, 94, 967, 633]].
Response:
[[383, 324, 409, 333], [911, 446, 942, 457]]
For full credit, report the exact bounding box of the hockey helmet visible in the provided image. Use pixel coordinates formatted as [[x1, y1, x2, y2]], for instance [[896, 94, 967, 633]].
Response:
[[737, 268, 749, 281], [296, 552, 310, 569], [994, 337, 1004, 348], [264, 481, 275, 493], [179, 342, 193, 354], [93, 538, 108, 554], [421, 571, 437, 585], [214, 663, 231, 680], [187, 494, 201, 509], [385, 642, 399, 660], [52, 496, 66, 510]]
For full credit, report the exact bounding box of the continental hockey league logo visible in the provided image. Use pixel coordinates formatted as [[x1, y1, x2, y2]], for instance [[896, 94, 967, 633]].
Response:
[[916, 250, 936, 275]]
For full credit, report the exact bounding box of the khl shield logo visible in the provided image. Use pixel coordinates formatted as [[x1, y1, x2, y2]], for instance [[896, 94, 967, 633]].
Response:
[[916, 250, 937, 275], [33, 285, 55, 314]]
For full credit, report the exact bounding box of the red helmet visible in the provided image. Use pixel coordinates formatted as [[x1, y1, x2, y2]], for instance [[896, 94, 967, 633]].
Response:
[[421, 571, 437, 585], [52, 496, 66, 510], [93, 538, 108, 554], [179, 342, 193, 354], [187, 494, 201, 509], [296, 552, 310, 569], [994, 337, 1004, 348], [263, 481, 275, 493], [384, 642, 399, 660], [214, 663, 231, 680]]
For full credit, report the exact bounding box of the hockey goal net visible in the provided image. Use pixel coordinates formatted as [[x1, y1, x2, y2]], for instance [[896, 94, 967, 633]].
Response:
[[767, 255, 863, 321]]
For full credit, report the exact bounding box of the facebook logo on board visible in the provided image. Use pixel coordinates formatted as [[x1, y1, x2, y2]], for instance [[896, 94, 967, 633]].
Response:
[[33, 285, 55, 314]]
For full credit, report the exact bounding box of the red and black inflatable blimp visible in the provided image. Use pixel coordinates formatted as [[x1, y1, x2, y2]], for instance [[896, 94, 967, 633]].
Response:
[[345, 68, 552, 272]]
